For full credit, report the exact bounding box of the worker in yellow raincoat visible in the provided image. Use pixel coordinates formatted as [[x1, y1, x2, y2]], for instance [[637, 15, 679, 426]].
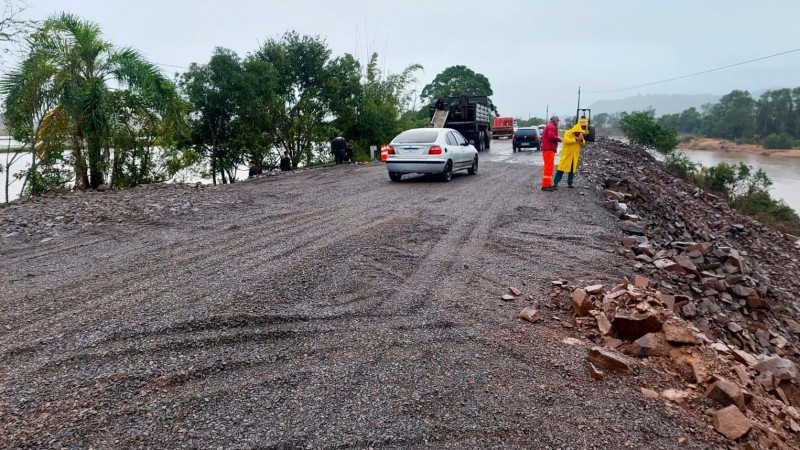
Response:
[[552, 123, 586, 189]]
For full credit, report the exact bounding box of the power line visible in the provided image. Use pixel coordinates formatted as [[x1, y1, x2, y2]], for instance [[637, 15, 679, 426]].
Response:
[[586, 48, 800, 93], [154, 62, 189, 70]]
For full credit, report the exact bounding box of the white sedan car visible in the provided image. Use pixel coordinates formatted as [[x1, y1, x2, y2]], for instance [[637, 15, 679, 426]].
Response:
[[385, 128, 479, 182]]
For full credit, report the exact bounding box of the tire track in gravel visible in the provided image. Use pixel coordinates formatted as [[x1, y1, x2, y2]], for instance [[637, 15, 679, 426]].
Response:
[[0, 193, 396, 362]]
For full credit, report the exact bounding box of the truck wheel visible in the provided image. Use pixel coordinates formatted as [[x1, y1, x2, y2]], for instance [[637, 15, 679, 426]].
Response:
[[485, 132, 491, 150], [476, 132, 485, 151]]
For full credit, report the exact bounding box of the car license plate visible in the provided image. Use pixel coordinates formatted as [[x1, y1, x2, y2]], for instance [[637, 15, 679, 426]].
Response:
[[404, 147, 419, 152]]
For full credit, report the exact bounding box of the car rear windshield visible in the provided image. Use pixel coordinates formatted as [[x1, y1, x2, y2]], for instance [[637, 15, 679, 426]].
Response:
[[516, 129, 539, 136], [393, 130, 439, 143]]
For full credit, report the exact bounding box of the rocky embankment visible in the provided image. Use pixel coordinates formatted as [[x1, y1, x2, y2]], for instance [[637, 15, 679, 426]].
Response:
[[519, 138, 800, 448]]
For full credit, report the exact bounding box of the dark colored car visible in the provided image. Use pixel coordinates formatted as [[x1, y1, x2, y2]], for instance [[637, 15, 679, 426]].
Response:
[[512, 127, 541, 152]]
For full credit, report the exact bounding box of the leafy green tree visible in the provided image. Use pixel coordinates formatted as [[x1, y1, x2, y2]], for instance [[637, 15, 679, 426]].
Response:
[[701, 90, 755, 140], [619, 110, 678, 154], [232, 58, 279, 170], [250, 32, 336, 168], [3, 13, 179, 190], [180, 47, 244, 184], [420, 65, 495, 111], [342, 53, 421, 159], [593, 113, 610, 129], [755, 88, 796, 138], [107, 87, 189, 187], [657, 107, 702, 135], [678, 107, 702, 134], [657, 113, 680, 131]]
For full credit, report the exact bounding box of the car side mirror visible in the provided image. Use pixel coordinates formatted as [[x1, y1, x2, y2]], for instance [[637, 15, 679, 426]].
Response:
[[467, 140, 474, 146]]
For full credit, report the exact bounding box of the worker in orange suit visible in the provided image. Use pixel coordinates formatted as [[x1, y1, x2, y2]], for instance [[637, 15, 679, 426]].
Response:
[[540, 115, 562, 192]]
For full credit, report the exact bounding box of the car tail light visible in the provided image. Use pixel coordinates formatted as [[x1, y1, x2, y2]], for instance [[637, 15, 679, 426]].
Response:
[[534, 135, 539, 141], [512, 135, 516, 140], [428, 145, 442, 155], [387, 146, 395, 154]]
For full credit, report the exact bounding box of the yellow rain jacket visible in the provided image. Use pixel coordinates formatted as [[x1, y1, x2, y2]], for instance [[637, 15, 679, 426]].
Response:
[[557, 123, 586, 173]]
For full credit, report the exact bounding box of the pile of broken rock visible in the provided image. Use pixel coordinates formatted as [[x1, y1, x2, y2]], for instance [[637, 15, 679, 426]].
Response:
[[565, 275, 800, 447], [591, 141, 800, 366]]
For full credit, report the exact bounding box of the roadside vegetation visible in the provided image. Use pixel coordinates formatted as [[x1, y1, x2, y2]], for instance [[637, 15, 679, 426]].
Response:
[[1, 12, 449, 200], [619, 111, 800, 235]]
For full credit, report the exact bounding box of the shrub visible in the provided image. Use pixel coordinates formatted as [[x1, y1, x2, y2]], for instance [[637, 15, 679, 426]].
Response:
[[733, 191, 800, 235], [619, 111, 679, 155], [664, 151, 698, 181], [696, 162, 769, 200], [762, 132, 796, 149]]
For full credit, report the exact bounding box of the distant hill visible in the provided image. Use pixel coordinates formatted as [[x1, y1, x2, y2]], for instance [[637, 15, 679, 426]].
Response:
[[589, 94, 721, 117]]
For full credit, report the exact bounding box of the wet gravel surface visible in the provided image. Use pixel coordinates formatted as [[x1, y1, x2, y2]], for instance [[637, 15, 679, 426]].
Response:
[[1, 141, 717, 448]]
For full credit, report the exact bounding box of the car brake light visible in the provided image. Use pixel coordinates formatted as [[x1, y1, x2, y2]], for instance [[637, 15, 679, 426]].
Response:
[[534, 136, 539, 141], [512, 135, 516, 140], [428, 145, 442, 155], [387, 146, 395, 154]]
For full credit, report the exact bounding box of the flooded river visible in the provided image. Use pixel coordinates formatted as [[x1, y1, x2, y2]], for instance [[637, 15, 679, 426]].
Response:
[[679, 149, 800, 214]]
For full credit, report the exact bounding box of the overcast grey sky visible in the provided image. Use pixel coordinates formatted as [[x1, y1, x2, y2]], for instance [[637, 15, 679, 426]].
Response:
[[15, 0, 800, 118]]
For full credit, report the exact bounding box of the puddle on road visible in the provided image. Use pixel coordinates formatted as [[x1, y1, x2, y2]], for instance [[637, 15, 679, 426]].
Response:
[[483, 139, 560, 166]]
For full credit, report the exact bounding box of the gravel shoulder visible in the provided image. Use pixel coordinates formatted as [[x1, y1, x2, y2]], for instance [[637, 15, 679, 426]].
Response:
[[1, 143, 719, 448]]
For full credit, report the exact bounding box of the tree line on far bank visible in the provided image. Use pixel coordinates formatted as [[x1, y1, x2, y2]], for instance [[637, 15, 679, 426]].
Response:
[[618, 110, 800, 236], [2, 12, 497, 199], [655, 88, 800, 150]]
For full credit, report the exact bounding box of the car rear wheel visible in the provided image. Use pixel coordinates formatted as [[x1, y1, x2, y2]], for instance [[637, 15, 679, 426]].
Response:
[[388, 171, 402, 182], [467, 157, 478, 175], [441, 161, 453, 182]]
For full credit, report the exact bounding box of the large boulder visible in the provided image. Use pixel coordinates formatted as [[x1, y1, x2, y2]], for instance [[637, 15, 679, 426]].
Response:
[[571, 289, 593, 316], [588, 347, 634, 375], [711, 405, 751, 440], [731, 284, 757, 298], [705, 378, 746, 411], [754, 357, 799, 382], [596, 313, 615, 337], [662, 319, 702, 345], [610, 308, 666, 341], [631, 332, 671, 357], [618, 220, 647, 235], [675, 355, 709, 384]]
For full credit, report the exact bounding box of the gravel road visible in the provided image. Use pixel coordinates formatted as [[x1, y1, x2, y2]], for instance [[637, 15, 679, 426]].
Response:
[[1, 140, 717, 448]]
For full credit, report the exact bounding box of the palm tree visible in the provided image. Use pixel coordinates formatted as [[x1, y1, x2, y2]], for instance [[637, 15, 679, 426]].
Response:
[[4, 12, 175, 189]]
